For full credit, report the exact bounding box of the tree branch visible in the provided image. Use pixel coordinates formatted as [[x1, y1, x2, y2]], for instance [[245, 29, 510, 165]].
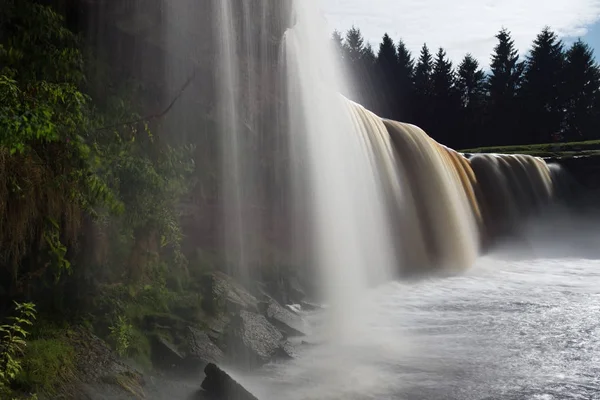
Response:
[[94, 67, 199, 132]]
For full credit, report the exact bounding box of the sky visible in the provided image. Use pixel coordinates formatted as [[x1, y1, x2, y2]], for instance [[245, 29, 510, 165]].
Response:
[[322, 0, 600, 68]]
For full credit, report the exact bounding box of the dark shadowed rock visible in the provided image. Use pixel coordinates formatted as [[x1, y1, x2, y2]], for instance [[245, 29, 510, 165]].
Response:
[[198, 363, 259, 400], [151, 335, 185, 370], [227, 310, 291, 367], [259, 299, 306, 338]]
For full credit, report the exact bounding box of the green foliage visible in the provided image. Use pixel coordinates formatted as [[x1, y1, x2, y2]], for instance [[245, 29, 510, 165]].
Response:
[[16, 338, 75, 395], [108, 315, 134, 357], [0, 302, 36, 398], [0, 1, 121, 289], [1, 0, 193, 300]]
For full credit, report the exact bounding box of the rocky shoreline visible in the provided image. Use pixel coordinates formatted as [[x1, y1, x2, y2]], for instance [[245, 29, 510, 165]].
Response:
[[47, 271, 315, 400]]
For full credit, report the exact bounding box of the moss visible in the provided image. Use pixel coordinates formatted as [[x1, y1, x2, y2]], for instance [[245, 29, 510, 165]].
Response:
[[15, 337, 76, 395], [127, 327, 152, 372]]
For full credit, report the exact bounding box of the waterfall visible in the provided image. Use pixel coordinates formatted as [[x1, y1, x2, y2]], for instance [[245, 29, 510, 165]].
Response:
[[207, 0, 556, 331], [284, 1, 398, 340], [282, 0, 555, 292]]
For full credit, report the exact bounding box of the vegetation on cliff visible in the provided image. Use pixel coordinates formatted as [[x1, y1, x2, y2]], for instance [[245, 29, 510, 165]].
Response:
[[0, 1, 199, 397]]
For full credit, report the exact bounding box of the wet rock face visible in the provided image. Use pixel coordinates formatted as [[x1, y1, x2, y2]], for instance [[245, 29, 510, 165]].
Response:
[[186, 326, 225, 369], [259, 299, 306, 338], [226, 310, 291, 367], [202, 272, 259, 314], [54, 329, 145, 400]]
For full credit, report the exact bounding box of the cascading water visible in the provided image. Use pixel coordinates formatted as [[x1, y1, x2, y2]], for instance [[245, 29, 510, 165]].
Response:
[[284, 1, 398, 340], [215, 0, 256, 282], [282, 0, 558, 339]]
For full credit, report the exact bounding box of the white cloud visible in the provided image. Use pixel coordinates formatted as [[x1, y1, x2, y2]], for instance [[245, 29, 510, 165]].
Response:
[[321, 0, 600, 67]]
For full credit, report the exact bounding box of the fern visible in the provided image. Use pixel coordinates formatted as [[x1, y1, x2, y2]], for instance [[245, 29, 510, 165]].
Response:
[[0, 302, 36, 397]]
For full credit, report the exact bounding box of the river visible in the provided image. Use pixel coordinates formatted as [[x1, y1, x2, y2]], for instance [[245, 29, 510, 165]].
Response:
[[229, 214, 600, 400], [144, 215, 600, 400]]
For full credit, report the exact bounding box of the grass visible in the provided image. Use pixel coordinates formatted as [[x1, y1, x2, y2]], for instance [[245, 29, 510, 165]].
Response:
[[15, 337, 76, 395], [461, 139, 600, 158]]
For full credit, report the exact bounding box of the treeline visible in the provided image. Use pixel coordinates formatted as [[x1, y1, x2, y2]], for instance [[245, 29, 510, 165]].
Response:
[[333, 27, 600, 149]]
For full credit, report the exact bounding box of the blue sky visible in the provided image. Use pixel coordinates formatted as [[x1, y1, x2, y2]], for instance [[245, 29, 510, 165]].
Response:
[[323, 0, 600, 67], [583, 22, 600, 57]]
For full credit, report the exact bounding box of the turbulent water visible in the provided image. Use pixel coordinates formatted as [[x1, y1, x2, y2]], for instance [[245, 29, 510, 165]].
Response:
[[145, 216, 600, 400], [232, 233, 600, 400]]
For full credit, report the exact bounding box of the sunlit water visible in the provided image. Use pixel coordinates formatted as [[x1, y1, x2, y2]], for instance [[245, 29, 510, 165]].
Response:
[[237, 255, 600, 400]]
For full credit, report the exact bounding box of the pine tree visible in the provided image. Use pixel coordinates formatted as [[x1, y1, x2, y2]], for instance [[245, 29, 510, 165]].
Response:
[[456, 54, 487, 146], [374, 33, 398, 118], [331, 30, 345, 61], [486, 28, 524, 145], [362, 43, 376, 65], [563, 39, 600, 140], [520, 27, 566, 143], [432, 47, 455, 97], [430, 47, 459, 146], [339, 27, 372, 105], [413, 44, 434, 132], [396, 39, 415, 122], [343, 26, 365, 63]]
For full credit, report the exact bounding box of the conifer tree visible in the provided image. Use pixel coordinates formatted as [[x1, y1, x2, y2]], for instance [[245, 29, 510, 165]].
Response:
[[563, 39, 600, 140], [343, 26, 365, 63], [520, 27, 566, 143], [413, 43, 434, 132], [374, 33, 399, 118], [487, 28, 524, 145], [431, 47, 459, 146], [456, 54, 487, 146], [396, 39, 415, 122]]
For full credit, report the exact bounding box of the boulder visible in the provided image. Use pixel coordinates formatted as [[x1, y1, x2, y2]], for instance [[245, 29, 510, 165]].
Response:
[[202, 272, 259, 314], [259, 299, 306, 338], [198, 363, 259, 400], [226, 311, 292, 367], [184, 326, 224, 372]]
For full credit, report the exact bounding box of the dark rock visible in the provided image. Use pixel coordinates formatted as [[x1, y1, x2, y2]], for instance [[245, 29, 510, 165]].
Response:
[[259, 299, 306, 338], [184, 326, 224, 372], [202, 272, 259, 314], [205, 314, 231, 342], [151, 335, 185, 370], [227, 310, 290, 367], [200, 363, 259, 400]]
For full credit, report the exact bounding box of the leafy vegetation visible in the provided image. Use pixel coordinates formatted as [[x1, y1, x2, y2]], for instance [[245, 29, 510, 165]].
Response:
[[16, 337, 75, 395], [0, 302, 36, 399], [0, 1, 198, 396]]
